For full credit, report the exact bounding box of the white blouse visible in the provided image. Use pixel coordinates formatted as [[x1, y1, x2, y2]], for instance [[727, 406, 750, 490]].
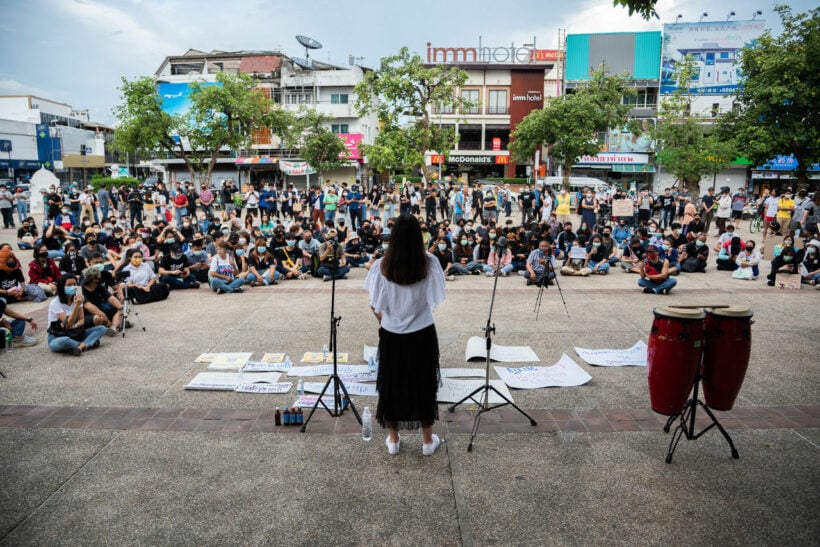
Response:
[[122, 262, 157, 286], [364, 254, 445, 334]]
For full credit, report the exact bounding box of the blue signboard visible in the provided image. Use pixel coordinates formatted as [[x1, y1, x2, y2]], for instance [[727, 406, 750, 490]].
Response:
[[0, 140, 11, 153], [757, 154, 820, 172], [35, 123, 61, 168]]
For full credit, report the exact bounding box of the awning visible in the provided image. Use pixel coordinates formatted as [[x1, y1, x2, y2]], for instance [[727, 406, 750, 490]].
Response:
[[611, 164, 656, 173], [236, 156, 278, 165]]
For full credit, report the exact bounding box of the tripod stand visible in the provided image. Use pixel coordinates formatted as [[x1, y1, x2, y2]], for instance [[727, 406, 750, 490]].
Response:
[[449, 238, 536, 451], [663, 371, 739, 464], [119, 281, 146, 338], [302, 242, 361, 431], [533, 248, 569, 320]]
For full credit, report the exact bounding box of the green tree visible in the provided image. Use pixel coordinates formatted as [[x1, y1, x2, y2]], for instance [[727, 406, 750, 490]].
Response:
[[354, 46, 471, 181], [511, 67, 635, 188], [300, 128, 347, 185], [720, 5, 819, 186], [612, 0, 659, 20], [114, 72, 270, 188], [653, 56, 736, 194]]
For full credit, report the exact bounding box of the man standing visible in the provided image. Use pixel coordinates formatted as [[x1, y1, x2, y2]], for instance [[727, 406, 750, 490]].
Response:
[[15, 186, 30, 225], [198, 184, 215, 218], [518, 186, 535, 225], [46, 185, 63, 219], [127, 185, 143, 226], [0, 184, 14, 228], [715, 187, 733, 236], [659, 188, 676, 230], [97, 184, 113, 221], [701, 187, 716, 234]]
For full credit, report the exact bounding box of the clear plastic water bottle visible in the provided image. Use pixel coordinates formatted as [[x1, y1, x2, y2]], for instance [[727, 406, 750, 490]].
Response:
[[296, 378, 305, 397], [322, 343, 329, 363], [4, 329, 12, 353], [361, 406, 372, 441]]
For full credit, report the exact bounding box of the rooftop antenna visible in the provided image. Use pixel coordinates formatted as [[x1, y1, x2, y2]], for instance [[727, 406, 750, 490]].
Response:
[[295, 35, 322, 69], [726, 11, 736, 21], [699, 12, 708, 22], [349, 54, 364, 66], [675, 14, 683, 23], [752, 10, 762, 20]]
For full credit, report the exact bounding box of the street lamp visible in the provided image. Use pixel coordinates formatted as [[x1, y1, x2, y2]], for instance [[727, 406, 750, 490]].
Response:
[[726, 11, 736, 21], [675, 14, 683, 23], [699, 12, 708, 22], [752, 10, 763, 20]]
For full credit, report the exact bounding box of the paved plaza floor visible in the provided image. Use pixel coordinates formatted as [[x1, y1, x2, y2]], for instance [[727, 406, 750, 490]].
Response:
[[1, 221, 818, 546]]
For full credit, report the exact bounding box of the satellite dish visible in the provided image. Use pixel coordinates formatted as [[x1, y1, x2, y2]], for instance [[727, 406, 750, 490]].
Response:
[[291, 57, 313, 70], [296, 35, 323, 50]]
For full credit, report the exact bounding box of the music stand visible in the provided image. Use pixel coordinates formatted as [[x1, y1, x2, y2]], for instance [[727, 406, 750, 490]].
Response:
[[448, 238, 537, 451], [301, 241, 361, 431]]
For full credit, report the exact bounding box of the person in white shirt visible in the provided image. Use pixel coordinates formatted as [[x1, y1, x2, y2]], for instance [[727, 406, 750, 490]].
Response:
[[364, 214, 446, 456], [762, 188, 780, 243], [47, 274, 107, 356], [715, 187, 733, 236], [734, 241, 762, 280]]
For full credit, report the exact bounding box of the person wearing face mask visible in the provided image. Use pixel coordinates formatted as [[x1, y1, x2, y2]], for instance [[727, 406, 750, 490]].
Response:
[[207, 241, 245, 294], [715, 187, 733, 236], [680, 234, 710, 273], [555, 222, 577, 256], [580, 190, 599, 232], [46, 185, 63, 219], [800, 239, 820, 286], [584, 234, 610, 275], [481, 232, 513, 277], [80, 229, 117, 265], [773, 233, 797, 259], [620, 237, 647, 273], [659, 188, 676, 230], [47, 274, 108, 356], [59, 243, 86, 278], [450, 235, 480, 275], [120, 249, 170, 304], [27, 243, 61, 297], [244, 238, 279, 286], [767, 246, 798, 286], [775, 191, 795, 237], [365, 234, 391, 271], [598, 227, 619, 266], [16, 217, 39, 250], [344, 233, 370, 268], [158, 244, 200, 289], [275, 236, 309, 280], [318, 229, 350, 281], [638, 245, 676, 295], [659, 237, 680, 275], [733, 241, 761, 280], [554, 188, 572, 226], [613, 220, 632, 249], [430, 238, 456, 281]]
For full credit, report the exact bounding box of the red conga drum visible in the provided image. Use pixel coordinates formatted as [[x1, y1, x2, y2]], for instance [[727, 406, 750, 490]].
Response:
[[701, 306, 753, 411], [647, 307, 705, 415]]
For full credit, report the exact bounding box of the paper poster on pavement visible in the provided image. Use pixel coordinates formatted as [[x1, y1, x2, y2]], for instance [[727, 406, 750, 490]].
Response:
[[494, 354, 592, 389], [207, 353, 254, 370], [287, 364, 371, 377], [302, 352, 349, 364], [465, 336, 539, 363], [574, 341, 648, 367], [185, 372, 240, 390], [243, 361, 292, 372], [363, 345, 379, 363], [440, 368, 487, 378], [293, 395, 340, 409], [261, 353, 286, 363], [235, 382, 293, 394], [340, 372, 378, 383], [194, 353, 219, 363], [436, 378, 515, 404], [304, 381, 378, 397]]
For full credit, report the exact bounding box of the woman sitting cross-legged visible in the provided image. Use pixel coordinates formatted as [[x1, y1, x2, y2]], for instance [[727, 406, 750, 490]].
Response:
[[119, 248, 171, 304], [208, 240, 246, 294], [47, 274, 108, 356]]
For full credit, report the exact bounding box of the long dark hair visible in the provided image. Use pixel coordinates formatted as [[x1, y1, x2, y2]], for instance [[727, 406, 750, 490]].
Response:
[[381, 214, 428, 285], [56, 274, 76, 305]]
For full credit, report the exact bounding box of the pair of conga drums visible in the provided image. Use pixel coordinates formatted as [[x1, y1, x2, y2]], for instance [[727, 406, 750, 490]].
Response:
[[647, 306, 753, 415]]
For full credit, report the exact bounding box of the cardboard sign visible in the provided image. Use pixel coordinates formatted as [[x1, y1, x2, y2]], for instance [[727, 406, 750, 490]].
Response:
[[261, 353, 286, 363], [494, 354, 592, 389], [207, 353, 254, 370], [612, 199, 634, 217], [774, 274, 801, 290], [194, 353, 219, 363]]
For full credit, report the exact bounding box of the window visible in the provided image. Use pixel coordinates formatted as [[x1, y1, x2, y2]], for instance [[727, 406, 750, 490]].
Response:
[[434, 103, 454, 114], [622, 89, 657, 108], [285, 92, 314, 105], [331, 93, 349, 104], [461, 89, 480, 114], [487, 90, 508, 114], [331, 124, 349, 134]]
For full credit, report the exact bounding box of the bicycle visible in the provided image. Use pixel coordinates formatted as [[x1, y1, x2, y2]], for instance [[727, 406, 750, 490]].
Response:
[[749, 212, 763, 234]]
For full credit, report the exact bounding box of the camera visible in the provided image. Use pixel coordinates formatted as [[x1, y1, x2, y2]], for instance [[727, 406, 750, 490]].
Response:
[[116, 270, 131, 282]]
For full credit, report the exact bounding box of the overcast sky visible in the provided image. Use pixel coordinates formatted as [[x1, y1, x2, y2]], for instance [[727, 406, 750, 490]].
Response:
[[0, 0, 813, 125]]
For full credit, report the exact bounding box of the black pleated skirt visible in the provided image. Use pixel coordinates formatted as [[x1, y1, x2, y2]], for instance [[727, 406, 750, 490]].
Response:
[[376, 324, 440, 430]]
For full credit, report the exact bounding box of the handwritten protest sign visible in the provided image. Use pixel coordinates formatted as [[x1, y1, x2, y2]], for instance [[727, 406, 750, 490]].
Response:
[[465, 336, 539, 363], [235, 382, 293, 394], [340, 372, 378, 383], [242, 361, 292, 372], [612, 199, 634, 218], [194, 353, 219, 363], [304, 381, 378, 397], [494, 354, 592, 389], [207, 353, 254, 370], [287, 364, 371, 377], [302, 352, 349, 364], [775, 274, 800, 290], [574, 341, 648, 367], [293, 395, 340, 409], [261, 353, 286, 363], [441, 368, 487, 378], [436, 378, 514, 404], [184, 372, 240, 391], [363, 345, 379, 363]]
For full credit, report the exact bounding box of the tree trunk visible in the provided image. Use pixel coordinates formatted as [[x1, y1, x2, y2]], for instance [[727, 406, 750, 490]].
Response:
[[420, 163, 432, 184], [561, 159, 572, 190], [685, 177, 701, 196]]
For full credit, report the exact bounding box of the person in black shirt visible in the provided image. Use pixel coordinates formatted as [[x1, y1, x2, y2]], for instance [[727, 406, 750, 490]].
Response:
[[555, 222, 577, 255], [431, 238, 455, 280], [701, 187, 716, 234], [16, 218, 38, 250], [275, 237, 308, 280], [158, 244, 199, 289], [680, 234, 709, 273], [80, 266, 123, 334], [687, 215, 706, 240], [518, 188, 535, 225], [620, 237, 646, 273], [46, 186, 63, 219], [344, 233, 369, 267], [59, 242, 86, 278], [668, 222, 688, 250], [127, 187, 143, 226], [638, 245, 677, 294], [660, 189, 676, 229]]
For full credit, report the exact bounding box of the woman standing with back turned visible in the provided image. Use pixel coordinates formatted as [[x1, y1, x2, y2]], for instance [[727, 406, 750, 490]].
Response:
[[364, 214, 446, 456]]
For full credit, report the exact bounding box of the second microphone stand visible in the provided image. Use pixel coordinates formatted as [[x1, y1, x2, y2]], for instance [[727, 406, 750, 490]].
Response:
[[449, 238, 537, 451]]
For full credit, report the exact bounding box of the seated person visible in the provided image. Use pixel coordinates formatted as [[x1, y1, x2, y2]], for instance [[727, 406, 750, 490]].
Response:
[[620, 238, 646, 273], [46, 274, 108, 356], [687, 215, 706, 241], [555, 223, 577, 255], [275, 236, 309, 280], [483, 233, 513, 277], [659, 237, 681, 275], [158, 244, 200, 289], [80, 230, 119, 265], [638, 245, 677, 295], [364, 234, 390, 271], [451, 236, 481, 275], [317, 229, 350, 281], [668, 222, 688, 250], [734, 240, 761, 280], [716, 237, 743, 271], [0, 246, 38, 303], [599, 226, 619, 266], [431, 238, 456, 281], [0, 297, 39, 348], [79, 266, 123, 335], [17, 218, 39, 250], [344, 233, 369, 267], [680, 234, 709, 273], [585, 234, 610, 275], [773, 233, 797, 258], [28, 243, 62, 297], [525, 239, 556, 286], [714, 224, 738, 251], [208, 241, 245, 294], [767, 246, 798, 286], [59, 242, 86, 278], [120, 248, 170, 304], [612, 220, 632, 248], [185, 236, 211, 283], [800, 239, 820, 285], [246, 238, 280, 286], [561, 243, 591, 277]]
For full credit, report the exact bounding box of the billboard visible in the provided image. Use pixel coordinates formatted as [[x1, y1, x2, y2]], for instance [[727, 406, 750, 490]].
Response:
[[661, 20, 765, 95], [157, 81, 221, 116], [606, 119, 656, 153]]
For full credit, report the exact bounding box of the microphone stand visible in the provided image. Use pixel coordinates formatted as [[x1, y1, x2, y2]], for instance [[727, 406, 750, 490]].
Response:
[[301, 239, 361, 431], [448, 237, 537, 451]]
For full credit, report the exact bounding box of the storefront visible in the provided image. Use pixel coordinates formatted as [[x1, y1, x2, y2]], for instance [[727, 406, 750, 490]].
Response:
[[751, 155, 820, 196], [430, 153, 509, 180], [571, 152, 656, 190]]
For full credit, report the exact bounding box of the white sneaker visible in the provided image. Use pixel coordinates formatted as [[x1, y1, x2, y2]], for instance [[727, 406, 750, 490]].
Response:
[[422, 434, 441, 456], [13, 335, 38, 348], [446, 274, 455, 281], [518, 270, 527, 277], [385, 435, 400, 455], [502, 270, 509, 277], [485, 271, 494, 277]]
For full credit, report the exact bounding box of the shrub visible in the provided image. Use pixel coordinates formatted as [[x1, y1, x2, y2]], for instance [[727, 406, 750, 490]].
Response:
[[88, 175, 141, 192]]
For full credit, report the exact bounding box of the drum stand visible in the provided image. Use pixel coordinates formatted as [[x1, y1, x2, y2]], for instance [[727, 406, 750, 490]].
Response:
[[449, 243, 536, 451], [663, 372, 739, 464]]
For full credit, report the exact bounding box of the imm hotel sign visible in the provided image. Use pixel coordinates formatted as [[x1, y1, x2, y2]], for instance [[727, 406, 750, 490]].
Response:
[[426, 38, 559, 64]]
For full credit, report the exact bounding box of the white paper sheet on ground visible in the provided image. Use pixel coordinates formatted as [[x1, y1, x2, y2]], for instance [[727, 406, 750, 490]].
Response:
[[340, 372, 378, 383], [363, 345, 378, 363], [185, 372, 240, 391], [302, 352, 349, 364], [574, 341, 648, 367], [287, 364, 371, 377], [194, 353, 219, 363], [465, 336, 539, 363], [293, 395, 343, 409], [235, 382, 292, 394], [239, 372, 282, 384], [494, 354, 592, 389], [303, 381, 378, 397], [440, 368, 487, 378], [206, 353, 254, 370], [242, 361, 293, 372], [436, 378, 514, 404], [261, 353, 286, 363]]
